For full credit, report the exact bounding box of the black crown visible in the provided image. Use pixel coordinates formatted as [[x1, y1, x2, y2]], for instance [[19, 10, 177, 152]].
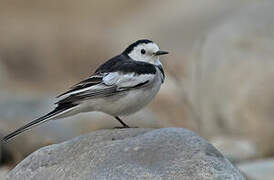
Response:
[[122, 39, 153, 55]]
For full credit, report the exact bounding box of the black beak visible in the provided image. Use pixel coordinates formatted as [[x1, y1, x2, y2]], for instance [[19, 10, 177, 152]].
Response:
[[155, 50, 169, 56]]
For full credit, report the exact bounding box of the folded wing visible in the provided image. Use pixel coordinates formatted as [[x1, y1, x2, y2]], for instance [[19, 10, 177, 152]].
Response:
[[56, 72, 155, 105]]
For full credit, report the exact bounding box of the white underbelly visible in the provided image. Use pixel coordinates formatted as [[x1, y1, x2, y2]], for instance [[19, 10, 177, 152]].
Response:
[[109, 81, 161, 116], [81, 74, 162, 116]]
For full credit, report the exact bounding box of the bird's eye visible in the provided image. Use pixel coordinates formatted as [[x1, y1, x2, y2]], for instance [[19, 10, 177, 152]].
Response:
[[141, 49, 146, 54]]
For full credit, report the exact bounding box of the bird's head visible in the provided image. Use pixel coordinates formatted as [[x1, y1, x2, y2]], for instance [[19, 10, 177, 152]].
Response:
[[122, 39, 168, 65]]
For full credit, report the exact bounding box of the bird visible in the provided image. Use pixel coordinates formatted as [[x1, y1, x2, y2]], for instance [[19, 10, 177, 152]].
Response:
[[2, 39, 168, 142]]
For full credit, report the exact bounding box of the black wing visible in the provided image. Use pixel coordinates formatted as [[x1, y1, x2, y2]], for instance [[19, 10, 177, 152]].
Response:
[[57, 54, 156, 98], [56, 75, 103, 98]]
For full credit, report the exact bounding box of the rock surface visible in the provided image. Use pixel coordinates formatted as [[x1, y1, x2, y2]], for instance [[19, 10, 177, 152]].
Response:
[[6, 128, 244, 180]]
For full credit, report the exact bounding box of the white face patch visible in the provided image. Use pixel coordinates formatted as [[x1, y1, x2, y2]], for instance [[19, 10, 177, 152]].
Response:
[[128, 43, 160, 64]]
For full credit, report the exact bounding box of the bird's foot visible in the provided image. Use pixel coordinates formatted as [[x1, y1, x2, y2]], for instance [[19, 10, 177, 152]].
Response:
[[113, 126, 138, 129], [113, 126, 129, 129]]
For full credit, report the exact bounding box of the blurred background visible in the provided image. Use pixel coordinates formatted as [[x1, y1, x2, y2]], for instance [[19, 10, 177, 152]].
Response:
[[1, 0, 274, 179]]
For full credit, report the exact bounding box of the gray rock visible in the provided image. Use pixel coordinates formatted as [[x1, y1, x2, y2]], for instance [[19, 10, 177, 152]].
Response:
[[237, 158, 274, 180], [7, 128, 244, 180], [211, 136, 258, 163]]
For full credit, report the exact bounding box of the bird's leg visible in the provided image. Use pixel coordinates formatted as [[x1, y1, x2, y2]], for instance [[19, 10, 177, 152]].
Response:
[[114, 116, 130, 128]]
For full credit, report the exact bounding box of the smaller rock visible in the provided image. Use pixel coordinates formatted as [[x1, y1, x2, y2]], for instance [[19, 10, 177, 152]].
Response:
[[211, 136, 259, 163], [0, 166, 9, 180], [237, 158, 274, 180]]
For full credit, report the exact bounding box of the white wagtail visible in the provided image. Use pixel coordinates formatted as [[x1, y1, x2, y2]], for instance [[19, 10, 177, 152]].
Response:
[[2, 39, 168, 142]]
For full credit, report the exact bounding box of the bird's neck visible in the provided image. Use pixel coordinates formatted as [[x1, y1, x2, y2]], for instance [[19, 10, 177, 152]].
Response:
[[154, 59, 162, 67], [155, 60, 165, 83]]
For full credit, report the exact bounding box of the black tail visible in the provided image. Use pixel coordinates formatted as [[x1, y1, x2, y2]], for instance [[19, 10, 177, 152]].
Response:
[[2, 104, 76, 143]]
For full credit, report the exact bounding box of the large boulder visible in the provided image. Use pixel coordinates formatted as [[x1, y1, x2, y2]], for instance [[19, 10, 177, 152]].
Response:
[[6, 128, 244, 180], [189, 1, 274, 156]]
